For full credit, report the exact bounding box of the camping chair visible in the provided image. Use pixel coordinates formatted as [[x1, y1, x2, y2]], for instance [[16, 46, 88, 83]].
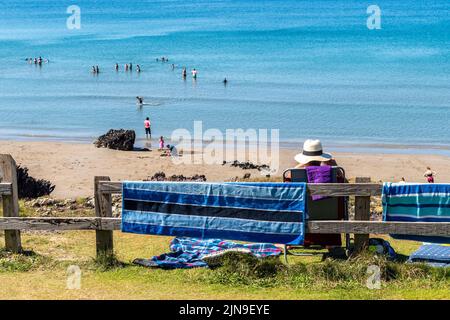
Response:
[[282, 166, 350, 262]]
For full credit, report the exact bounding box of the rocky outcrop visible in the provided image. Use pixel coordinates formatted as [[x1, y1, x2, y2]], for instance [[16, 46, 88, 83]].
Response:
[[25, 195, 122, 217], [223, 160, 270, 172], [17, 166, 55, 199], [94, 129, 136, 151], [145, 171, 207, 182]]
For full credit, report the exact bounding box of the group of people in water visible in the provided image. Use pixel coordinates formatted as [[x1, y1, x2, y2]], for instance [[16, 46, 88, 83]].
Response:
[[26, 57, 49, 66], [116, 63, 141, 73], [87, 57, 227, 85], [91, 65, 100, 74], [92, 63, 142, 74]]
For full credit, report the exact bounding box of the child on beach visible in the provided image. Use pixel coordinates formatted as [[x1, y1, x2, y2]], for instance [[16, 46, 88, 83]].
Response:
[[161, 144, 178, 157], [159, 136, 165, 150], [144, 117, 151, 140], [424, 167, 436, 183]]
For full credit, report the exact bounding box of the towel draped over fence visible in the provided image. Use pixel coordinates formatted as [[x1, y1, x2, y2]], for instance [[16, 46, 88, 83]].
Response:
[[122, 181, 307, 245], [382, 183, 450, 244]]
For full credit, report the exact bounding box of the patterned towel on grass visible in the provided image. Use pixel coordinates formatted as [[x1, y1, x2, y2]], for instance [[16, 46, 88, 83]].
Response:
[[122, 181, 307, 245], [408, 244, 450, 268], [133, 237, 282, 269], [382, 183, 450, 244]]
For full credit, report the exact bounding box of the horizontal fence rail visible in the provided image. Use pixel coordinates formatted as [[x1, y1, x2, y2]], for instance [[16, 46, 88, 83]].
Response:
[[1, 160, 449, 260], [98, 181, 383, 196], [0, 217, 449, 237], [0, 183, 12, 196]]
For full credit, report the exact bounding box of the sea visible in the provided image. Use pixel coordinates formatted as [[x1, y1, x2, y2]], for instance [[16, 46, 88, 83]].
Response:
[[0, 0, 449, 154]]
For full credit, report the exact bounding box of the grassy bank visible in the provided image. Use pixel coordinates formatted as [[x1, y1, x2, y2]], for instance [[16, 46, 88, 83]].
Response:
[[0, 230, 448, 300]]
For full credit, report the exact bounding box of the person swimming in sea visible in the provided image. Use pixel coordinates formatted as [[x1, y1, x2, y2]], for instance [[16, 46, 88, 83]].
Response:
[[95, 65, 100, 73], [223, 77, 228, 85], [136, 64, 141, 73], [129, 63, 133, 71], [136, 96, 144, 105], [115, 63, 119, 71], [192, 68, 198, 79], [182, 67, 187, 78], [91, 66, 96, 74]]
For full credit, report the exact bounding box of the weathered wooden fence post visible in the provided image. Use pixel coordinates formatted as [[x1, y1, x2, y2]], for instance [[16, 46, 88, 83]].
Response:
[[0, 154, 22, 253], [94, 176, 114, 259], [354, 177, 371, 252]]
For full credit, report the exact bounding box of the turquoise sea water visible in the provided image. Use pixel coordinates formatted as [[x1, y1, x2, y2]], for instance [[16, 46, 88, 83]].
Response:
[[0, 0, 449, 150]]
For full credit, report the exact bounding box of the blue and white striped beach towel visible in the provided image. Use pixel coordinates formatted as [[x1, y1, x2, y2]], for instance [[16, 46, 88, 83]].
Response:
[[382, 183, 450, 244], [121, 181, 307, 245]]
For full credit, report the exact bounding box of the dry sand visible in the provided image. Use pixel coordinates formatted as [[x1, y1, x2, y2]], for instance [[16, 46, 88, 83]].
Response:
[[0, 140, 448, 199]]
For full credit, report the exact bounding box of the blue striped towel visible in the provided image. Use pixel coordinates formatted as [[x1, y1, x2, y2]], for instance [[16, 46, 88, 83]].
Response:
[[382, 183, 450, 244], [121, 181, 307, 245]]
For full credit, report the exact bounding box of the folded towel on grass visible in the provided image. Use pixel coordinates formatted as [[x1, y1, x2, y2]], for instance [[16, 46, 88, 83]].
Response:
[[133, 237, 282, 269], [408, 244, 450, 268]]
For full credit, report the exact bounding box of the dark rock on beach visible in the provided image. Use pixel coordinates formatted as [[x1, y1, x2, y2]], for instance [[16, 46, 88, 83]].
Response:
[[16, 165, 55, 199], [145, 171, 207, 182], [223, 160, 270, 172], [94, 129, 136, 151]]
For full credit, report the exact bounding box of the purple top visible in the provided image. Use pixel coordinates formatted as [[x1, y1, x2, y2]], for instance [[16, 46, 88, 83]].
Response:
[[306, 165, 332, 201]]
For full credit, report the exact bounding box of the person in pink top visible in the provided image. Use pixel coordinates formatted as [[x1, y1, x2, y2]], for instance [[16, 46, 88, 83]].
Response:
[[144, 117, 151, 139], [159, 136, 165, 150]]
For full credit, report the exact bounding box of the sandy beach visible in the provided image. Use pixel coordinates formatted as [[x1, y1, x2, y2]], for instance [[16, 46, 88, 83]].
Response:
[[0, 140, 448, 199]]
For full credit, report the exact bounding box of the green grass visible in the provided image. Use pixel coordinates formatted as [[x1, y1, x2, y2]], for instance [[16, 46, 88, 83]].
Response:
[[0, 199, 448, 299], [0, 229, 448, 300]]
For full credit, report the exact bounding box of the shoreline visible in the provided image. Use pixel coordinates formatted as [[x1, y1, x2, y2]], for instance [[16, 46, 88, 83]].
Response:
[[1, 139, 449, 199]]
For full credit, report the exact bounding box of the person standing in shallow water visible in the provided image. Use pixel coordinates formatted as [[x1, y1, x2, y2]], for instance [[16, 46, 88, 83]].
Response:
[[182, 67, 187, 79], [144, 117, 151, 140]]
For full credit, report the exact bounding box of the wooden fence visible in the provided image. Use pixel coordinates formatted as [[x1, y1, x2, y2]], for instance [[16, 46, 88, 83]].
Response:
[[1, 154, 449, 259]]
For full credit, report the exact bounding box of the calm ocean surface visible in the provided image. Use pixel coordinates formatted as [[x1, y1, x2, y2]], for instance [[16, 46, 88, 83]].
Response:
[[0, 0, 449, 151]]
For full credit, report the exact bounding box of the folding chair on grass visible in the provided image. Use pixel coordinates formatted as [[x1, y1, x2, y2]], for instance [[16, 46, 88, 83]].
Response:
[[282, 166, 350, 262]]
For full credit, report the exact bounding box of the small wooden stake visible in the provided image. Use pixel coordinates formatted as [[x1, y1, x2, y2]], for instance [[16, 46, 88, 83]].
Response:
[[354, 177, 371, 252], [94, 176, 114, 259], [0, 154, 22, 253]]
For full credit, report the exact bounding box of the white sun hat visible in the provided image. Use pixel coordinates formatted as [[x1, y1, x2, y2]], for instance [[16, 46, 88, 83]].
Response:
[[294, 139, 333, 165]]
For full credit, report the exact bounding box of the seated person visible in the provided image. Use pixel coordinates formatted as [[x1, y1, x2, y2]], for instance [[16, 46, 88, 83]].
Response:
[[161, 144, 179, 157], [285, 139, 345, 248], [285, 139, 343, 181]]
